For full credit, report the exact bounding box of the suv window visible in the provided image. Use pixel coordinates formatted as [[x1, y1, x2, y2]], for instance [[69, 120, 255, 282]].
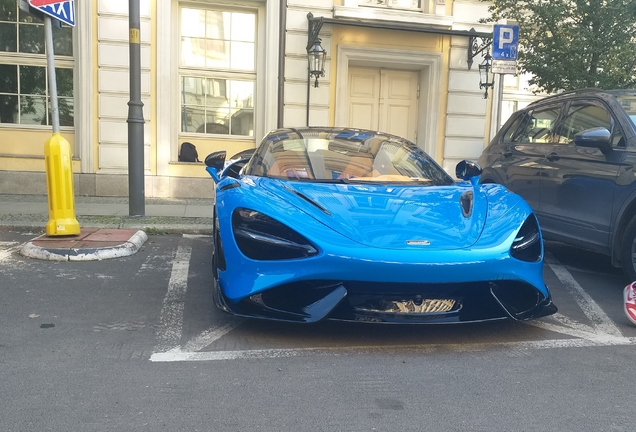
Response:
[[557, 102, 613, 144], [616, 95, 636, 128], [505, 105, 562, 144]]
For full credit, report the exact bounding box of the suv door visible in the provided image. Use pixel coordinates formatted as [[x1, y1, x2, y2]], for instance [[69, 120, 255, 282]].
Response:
[[540, 99, 626, 252], [491, 104, 563, 212]]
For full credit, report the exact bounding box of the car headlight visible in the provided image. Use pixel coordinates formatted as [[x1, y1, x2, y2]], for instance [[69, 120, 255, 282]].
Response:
[[510, 215, 542, 262], [232, 208, 319, 260]]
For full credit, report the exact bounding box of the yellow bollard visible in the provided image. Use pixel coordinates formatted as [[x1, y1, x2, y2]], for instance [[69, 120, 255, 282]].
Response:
[[44, 133, 80, 236]]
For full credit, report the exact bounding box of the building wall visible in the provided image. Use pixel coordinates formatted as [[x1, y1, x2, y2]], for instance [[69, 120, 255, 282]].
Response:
[[1, 0, 544, 197], [96, 0, 152, 176], [285, 0, 491, 173]]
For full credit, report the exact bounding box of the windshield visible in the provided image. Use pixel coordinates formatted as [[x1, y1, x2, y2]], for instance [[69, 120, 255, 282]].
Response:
[[245, 129, 454, 186]]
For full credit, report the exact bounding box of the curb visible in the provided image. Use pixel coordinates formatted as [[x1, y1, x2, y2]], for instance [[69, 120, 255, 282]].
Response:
[[0, 221, 212, 235], [20, 230, 149, 261]]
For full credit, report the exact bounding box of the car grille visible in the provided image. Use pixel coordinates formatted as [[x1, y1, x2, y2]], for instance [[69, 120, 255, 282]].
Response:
[[354, 298, 457, 314]]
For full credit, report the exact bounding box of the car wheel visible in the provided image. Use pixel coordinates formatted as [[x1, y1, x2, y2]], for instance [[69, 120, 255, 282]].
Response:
[[621, 216, 636, 281]]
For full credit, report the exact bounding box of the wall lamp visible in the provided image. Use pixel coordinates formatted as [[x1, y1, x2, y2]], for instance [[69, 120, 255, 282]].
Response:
[[307, 13, 326, 88], [306, 13, 326, 126], [308, 40, 326, 88], [478, 53, 494, 99]]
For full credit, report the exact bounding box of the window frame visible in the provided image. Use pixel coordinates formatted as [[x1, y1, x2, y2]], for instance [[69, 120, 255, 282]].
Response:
[[0, 2, 75, 129], [177, 3, 257, 139]]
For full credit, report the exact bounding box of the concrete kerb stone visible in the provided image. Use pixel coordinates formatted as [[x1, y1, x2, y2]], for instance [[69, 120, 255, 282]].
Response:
[[19, 243, 69, 261], [20, 230, 149, 261], [0, 221, 212, 235]]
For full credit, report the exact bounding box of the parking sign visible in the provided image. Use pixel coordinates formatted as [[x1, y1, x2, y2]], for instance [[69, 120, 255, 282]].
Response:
[[492, 24, 519, 60]]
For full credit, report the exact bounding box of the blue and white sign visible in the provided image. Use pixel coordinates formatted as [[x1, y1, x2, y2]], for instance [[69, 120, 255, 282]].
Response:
[[29, 0, 75, 27], [492, 24, 519, 60]]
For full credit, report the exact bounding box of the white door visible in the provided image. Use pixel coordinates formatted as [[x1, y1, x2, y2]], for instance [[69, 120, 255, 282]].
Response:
[[348, 67, 419, 141]]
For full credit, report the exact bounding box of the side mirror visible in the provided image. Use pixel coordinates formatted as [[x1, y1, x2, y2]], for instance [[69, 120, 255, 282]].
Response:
[[573, 127, 612, 153], [456, 160, 482, 181], [205, 151, 227, 170], [204, 151, 226, 183]]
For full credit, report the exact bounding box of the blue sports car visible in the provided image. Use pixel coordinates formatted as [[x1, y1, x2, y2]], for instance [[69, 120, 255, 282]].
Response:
[[204, 127, 557, 323]]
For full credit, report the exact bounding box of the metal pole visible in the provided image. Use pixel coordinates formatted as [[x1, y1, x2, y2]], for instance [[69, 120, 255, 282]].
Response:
[[127, 0, 145, 216], [277, 0, 286, 129], [495, 74, 504, 132], [44, 17, 59, 133], [306, 68, 310, 127]]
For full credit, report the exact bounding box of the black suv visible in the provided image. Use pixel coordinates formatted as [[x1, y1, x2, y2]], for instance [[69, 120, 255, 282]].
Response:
[[478, 89, 636, 279]]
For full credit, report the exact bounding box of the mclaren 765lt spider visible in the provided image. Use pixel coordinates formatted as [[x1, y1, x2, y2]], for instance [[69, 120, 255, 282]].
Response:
[[204, 127, 557, 324]]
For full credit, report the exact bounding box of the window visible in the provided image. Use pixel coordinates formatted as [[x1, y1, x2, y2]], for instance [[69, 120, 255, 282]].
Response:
[[557, 103, 612, 144], [506, 105, 562, 144], [616, 95, 636, 127], [500, 99, 518, 126], [179, 6, 255, 137], [0, 0, 74, 126]]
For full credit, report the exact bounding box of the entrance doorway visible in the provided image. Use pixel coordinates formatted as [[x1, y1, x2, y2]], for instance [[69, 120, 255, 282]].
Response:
[[347, 67, 419, 142]]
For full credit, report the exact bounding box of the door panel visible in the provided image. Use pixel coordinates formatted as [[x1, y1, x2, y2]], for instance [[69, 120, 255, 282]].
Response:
[[348, 68, 380, 131], [380, 71, 418, 141], [348, 67, 418, 142], [540, 101, 623, 251], [350, 103, 376, 131], [498, 104, 563, 212]]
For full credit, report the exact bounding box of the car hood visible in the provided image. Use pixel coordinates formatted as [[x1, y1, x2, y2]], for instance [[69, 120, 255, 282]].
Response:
[[259, 179, 488, 250]]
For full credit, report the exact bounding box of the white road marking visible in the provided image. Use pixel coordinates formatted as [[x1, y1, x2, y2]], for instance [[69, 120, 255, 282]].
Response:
[[0, 242, 21, 263], [183, 234, 211, 239], [151, 242, 632, 362], [150, 337, 636, 362], [154, 241, 192, 353], [183, 317, 245, 352], [546, 252, 622, 337]]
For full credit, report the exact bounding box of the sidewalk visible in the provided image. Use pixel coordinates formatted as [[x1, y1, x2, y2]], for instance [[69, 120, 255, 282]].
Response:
[[0, 194, 214, 261], [0, 194, 213, 234]]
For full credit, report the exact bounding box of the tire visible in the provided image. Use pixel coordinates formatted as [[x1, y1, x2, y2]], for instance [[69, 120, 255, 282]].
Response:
[[621, 216, 636, 281]]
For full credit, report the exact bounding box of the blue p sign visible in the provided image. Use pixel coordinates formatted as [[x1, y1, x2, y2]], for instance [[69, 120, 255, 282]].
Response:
[[492, 24, 519, 60]]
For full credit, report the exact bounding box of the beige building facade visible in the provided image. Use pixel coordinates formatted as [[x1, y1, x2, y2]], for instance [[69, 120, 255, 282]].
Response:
[[0, 0, 536, 198]]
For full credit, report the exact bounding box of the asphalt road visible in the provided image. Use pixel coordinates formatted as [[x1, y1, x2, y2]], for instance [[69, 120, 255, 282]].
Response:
[[1, 229, 635, 431]]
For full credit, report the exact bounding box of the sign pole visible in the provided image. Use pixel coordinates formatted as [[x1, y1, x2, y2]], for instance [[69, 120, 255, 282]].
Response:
[[127, 0, 145, 217], [495, 75, 504, 132], [44, 16, 59, 133]]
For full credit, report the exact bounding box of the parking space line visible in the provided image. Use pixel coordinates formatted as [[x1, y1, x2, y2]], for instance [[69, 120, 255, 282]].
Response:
[[545, 252, 622, 337], [154, 239, 192, 353], [183, 318, 245, 352], [528, 320, 624, 343], [150, 336, 636, 362], [0, 241, 21, 263]]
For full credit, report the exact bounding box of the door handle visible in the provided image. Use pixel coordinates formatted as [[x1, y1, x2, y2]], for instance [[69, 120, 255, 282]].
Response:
[[503, 150, 512, 158], [546, 152, 560, 162]]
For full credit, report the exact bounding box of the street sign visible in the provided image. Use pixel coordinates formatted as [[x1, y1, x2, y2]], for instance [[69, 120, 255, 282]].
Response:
[[492, 24, 519, 60], [29, 0, 67, 6], [28, 0, 75, 27], [491, 59, 517, 75]]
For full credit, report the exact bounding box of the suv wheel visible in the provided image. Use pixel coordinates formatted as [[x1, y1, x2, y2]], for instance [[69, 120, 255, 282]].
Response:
[[621, 216, 636, 281]]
